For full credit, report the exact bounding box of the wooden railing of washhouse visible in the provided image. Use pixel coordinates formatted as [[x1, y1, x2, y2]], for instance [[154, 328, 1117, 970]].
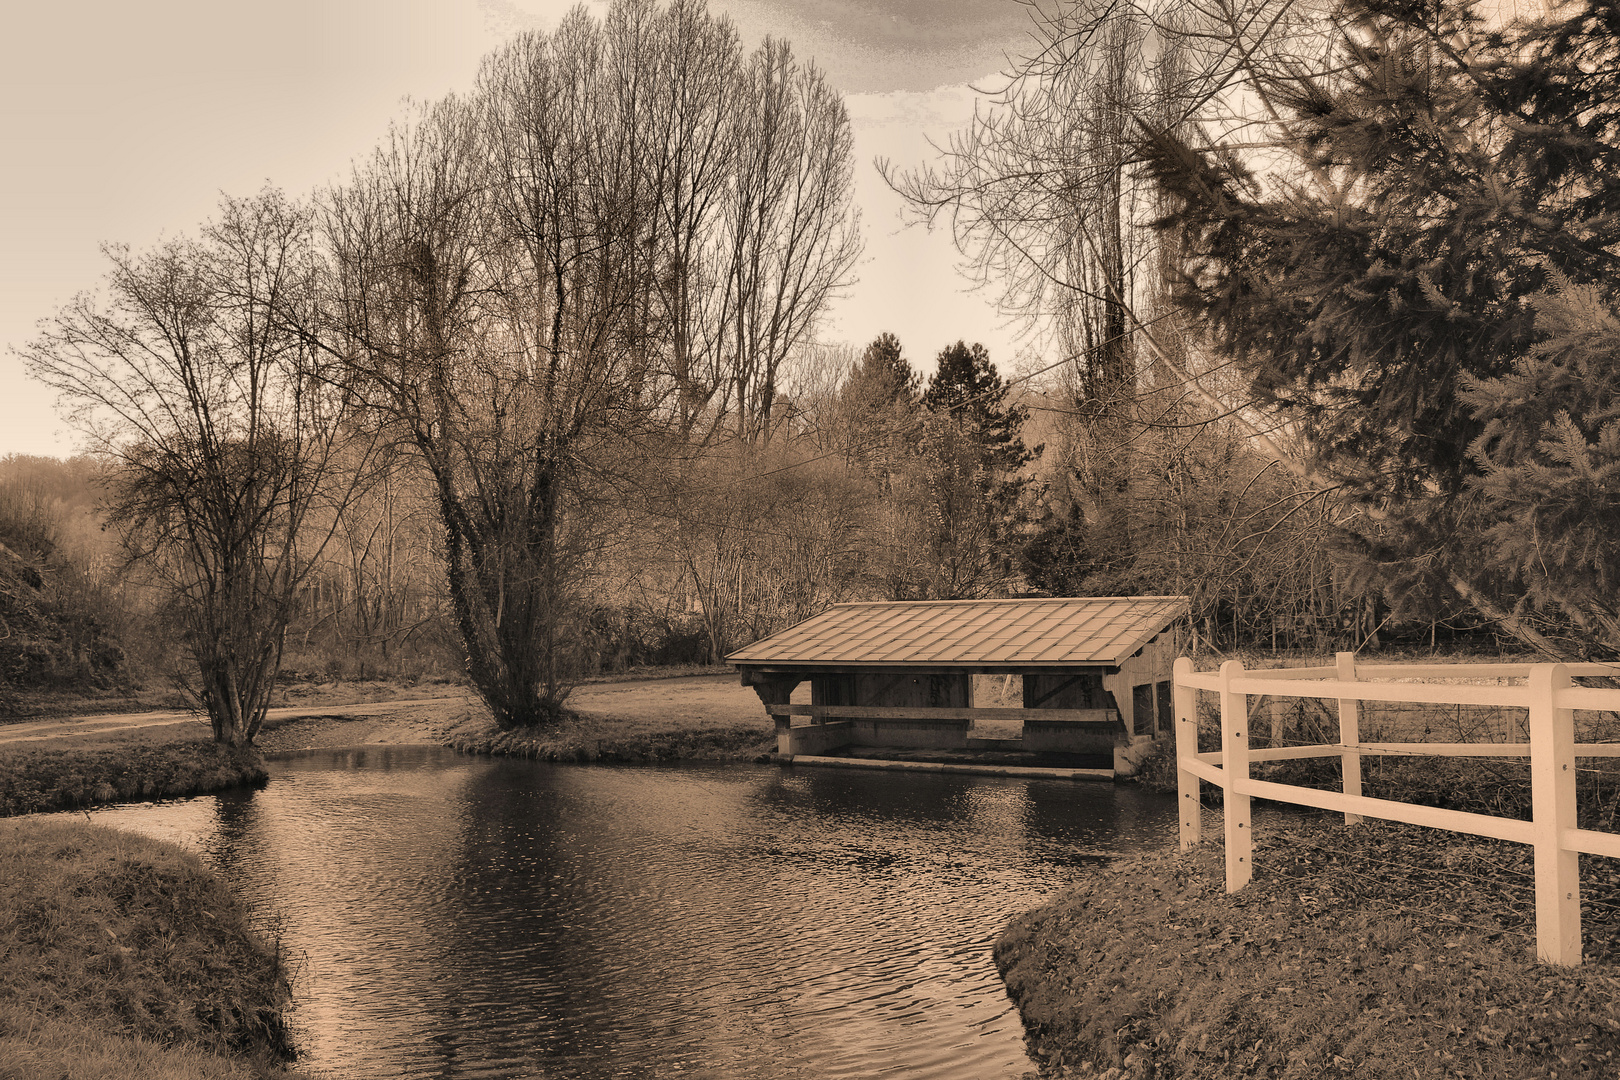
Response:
[[1173, 654, 1620, 966]]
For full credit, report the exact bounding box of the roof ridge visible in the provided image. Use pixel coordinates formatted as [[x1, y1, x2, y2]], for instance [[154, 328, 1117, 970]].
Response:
[[830, 595, 1190, 608], [728, 595, 1190, 666]]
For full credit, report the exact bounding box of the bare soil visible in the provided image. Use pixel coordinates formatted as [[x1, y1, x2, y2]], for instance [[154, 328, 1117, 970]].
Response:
[[0, 672, 777, 755]]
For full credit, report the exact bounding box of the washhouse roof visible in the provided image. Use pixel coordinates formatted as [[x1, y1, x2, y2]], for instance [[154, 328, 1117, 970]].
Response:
[[726, 596, 1189, 670]]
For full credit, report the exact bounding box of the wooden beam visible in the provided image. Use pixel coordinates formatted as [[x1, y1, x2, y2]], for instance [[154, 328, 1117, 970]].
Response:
[[1026, 674, 1087, 709], [734, 664, 1116, 677], [765, 704, 1118, 723]]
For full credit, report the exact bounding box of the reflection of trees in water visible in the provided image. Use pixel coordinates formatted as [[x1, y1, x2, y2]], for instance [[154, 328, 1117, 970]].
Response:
[[207, 749, 488, 1076], [1019, 781, 1164, 865], [206, 786, 264, 879], [439, 759, 611, 1071], [749, 768, 1178, 875], [182, 755, 1177, 1078], [440, 762, 799, 1077]]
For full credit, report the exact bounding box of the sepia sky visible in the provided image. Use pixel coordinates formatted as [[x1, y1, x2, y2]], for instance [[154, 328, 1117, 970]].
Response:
[[0, 0, 1038, 459]]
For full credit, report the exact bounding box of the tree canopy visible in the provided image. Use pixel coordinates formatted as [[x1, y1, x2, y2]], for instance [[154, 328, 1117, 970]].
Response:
[[1139, 0, 1620, 656]]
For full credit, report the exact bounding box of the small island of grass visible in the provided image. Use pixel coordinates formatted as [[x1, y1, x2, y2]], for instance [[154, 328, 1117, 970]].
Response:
[[1, 817, 317, 1080]]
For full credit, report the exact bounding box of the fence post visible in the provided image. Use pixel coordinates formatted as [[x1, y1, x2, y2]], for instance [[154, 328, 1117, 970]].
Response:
[[1336, 651, 1363, 826], [1220, 659, 1252, 891], [1174, 656, 1201, 851], [1529, 663, 1581, 965], [1268, 698, 1286, 748]]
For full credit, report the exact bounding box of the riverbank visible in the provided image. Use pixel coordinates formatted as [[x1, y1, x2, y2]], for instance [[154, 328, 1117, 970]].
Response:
[[1, 673, 774, 815], [258, 672, 775, 760], [450, 710, 774, 762], [997, 819, 1620, 1079], [0, 741, 267, 816], [1, 817, 317, 1080], [0, 687, 484, 816]]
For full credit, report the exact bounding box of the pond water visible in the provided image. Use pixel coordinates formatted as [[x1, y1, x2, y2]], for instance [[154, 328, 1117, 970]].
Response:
[[85, 748, 1180, 1079]]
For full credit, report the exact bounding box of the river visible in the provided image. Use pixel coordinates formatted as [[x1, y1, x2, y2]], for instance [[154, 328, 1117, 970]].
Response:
[[85, 747, 1180, 1079]]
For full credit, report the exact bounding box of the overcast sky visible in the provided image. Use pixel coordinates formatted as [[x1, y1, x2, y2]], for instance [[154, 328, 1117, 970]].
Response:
[[0, 0, 1039, 459]]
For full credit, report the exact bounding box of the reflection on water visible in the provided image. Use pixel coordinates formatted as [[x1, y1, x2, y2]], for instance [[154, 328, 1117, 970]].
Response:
[[88, 748, 1179, 1079]]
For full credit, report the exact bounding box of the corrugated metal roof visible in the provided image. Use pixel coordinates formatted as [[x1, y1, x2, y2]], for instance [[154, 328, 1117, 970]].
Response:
[[726, 596, 1189, 668]]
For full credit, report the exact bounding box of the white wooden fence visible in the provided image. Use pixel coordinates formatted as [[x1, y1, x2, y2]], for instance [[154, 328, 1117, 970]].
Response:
[[1173, 653, 1620, 966]]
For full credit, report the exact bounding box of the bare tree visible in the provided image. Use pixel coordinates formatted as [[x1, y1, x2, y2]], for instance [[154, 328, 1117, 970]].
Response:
[[329, 6, 673, 727], [723, 39, 862, 444], [636, 0, 745, 436], [20, 190, 362, 745], [885, 0, 1335, 436]]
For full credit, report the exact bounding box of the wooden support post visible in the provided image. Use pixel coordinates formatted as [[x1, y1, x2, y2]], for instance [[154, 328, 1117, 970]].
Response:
[[1173, 656, 1201, 851], [1336, 652, 1363, 826], [746, 676, 802, 756], [1529, 663, 1581, 965], [774, 713, 793, 755], [1221, 659, 1252, 891]]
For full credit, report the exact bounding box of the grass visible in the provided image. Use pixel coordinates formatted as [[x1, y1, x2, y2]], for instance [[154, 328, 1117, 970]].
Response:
[[0, 818, 319, 1079], [1, 672, 470, 725], [0, 741, 267, 817], [452, 709, 775, 762], [998, 820, 1620, 1079], [1053, 649, 1620, 1077]]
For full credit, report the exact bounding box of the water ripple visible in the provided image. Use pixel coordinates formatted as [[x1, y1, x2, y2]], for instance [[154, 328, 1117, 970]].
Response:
[[88, 749, 1179, 1079]]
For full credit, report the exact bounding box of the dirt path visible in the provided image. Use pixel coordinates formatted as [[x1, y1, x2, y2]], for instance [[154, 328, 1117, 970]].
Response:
[[0, 696, 475, 748], [567, 673, 782, 724], [0, 673, 780, 752]]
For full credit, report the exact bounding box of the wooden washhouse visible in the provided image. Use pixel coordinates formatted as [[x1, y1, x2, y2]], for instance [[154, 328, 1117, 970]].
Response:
[[727, 595, 1189, 776]]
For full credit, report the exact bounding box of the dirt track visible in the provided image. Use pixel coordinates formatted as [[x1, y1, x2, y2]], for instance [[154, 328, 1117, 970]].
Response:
[[568, 673, 785, 724], [0, 673, 781, 752]]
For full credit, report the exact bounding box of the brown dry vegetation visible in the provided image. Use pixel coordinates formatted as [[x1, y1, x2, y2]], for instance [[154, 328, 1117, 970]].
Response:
[[452, 672, 777, 762], [0, 818, 317, 1079], [998, 821, 1620, 1079], [0, 743, 267, 817], [452, 713, 774, 762]]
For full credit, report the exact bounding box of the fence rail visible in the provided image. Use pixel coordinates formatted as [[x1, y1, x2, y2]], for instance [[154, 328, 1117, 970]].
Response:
[[1173, 654, 1620, 966]]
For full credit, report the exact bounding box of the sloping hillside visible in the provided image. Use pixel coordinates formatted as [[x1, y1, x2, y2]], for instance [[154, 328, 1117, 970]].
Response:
[[0, 539, 126, 709]]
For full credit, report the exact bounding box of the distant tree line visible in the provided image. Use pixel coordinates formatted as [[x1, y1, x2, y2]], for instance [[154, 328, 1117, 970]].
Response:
[[11, 0, 1613, 745]]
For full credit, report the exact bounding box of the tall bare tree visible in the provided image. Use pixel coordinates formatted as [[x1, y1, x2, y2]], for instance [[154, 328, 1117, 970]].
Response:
[[637, 0, 745, 436], [21, 190, 361, 745], [723, 39, 862, 444], [330, 6, 681, 727]]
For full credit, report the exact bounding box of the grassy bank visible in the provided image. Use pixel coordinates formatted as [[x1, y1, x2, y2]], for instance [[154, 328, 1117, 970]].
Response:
[[998, 821, 1620, 1079], [452, 712, 775, 762], [1, 818, 315, 1079], [0, 741, 267, 817]]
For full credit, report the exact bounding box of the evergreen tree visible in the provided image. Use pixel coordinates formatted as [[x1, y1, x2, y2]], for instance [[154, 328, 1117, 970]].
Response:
[[1018, 503, 1096, 597], [922, 341, 1033, 475], [893, 341, 1035, 598], [1139, 0, 1620, 655], [836, 332, 920, 485], [841, 332, 919, 413], [1461, 284, 1620, 653]]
